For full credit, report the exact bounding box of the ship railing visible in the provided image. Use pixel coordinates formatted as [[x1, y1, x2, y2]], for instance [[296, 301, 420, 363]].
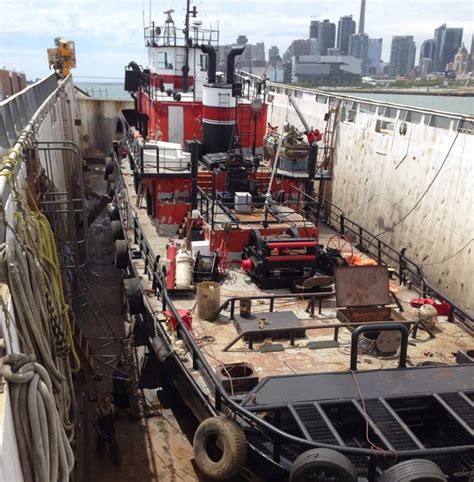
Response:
[[144, 24, 219, 48], [120, 183, 474, 474], [197, 185, 320, 231], [113, 154, 474, 476], [289, 185, 473, 331], [0, 72, 58, 155], [238, 70, 473, 123]]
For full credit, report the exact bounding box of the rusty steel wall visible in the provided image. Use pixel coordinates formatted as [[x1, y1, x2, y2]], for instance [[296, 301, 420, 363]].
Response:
[[268, 89, 473, 311], [76, 96, 133, 157]]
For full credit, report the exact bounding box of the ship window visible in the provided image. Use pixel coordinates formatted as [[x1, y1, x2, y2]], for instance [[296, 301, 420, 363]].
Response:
[[375, 119, 394, 134], [359, 103, 376, 114], [315, 94, 327, 104], [200, 54, 208, 71], [156, 52, 175, 70], [381, 107, 397, 119], [426, 115, 451, 129]]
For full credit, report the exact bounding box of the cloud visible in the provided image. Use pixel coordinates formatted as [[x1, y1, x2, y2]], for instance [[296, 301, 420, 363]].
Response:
[[1, 0, 472, 79]]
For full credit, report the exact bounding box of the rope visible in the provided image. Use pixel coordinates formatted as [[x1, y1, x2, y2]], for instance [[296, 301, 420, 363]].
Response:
[[0, 353, 74, 482]]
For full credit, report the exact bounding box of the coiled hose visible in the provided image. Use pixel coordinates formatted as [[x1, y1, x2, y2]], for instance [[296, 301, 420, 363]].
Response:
[[0, 353, 74, 482]]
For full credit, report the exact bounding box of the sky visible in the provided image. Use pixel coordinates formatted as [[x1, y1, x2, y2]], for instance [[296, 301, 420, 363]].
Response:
[[0, 0, 472, 81]]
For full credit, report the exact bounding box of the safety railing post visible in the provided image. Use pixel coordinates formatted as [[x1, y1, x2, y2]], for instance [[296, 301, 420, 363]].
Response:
[[340, 214, 345, 236]]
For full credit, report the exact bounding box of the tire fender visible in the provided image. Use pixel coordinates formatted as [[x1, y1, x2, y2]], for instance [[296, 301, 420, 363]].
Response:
[[193, 417, 247, 480], [290, 448, 357, 482], [114, 239, 129, 269], [111, 220, 124, 241], [379, 459, 447, 482]]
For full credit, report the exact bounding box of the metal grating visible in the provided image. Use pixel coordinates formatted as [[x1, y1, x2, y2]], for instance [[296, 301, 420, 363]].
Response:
[[364, 399, 420, 450], [294, 404, 338, 444], [439, 393, 474, 429]]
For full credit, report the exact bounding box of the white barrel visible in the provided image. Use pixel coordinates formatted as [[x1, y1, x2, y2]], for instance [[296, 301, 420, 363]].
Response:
[[175, 249, 193, 289]]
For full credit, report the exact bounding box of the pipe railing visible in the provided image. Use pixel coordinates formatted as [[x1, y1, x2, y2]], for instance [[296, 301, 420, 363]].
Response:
[[116, 137, 474, 476], [289, 185, 474, 330]]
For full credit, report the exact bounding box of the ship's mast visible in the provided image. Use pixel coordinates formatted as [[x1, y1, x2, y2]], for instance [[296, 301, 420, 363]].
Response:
[[182, 0, 191, 93]]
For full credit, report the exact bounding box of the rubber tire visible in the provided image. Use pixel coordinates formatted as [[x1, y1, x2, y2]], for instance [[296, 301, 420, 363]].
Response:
[[290, 448, 357, 482], [114, 239, 129, 269], [193, 417, 247, 481], [107, 203, 120, 221], [111, 220, 124, 241], [104, 162, 114, 180], [123, 277, 146, 315], [379, 459, 447, 482]]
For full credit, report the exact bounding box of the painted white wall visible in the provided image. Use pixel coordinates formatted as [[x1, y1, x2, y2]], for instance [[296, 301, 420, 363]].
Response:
[[268, 88, 474, 311]]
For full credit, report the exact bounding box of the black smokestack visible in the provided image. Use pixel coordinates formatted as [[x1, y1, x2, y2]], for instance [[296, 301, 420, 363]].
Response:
[[226, 45, 245, 84], [200, 44, 216, 83]]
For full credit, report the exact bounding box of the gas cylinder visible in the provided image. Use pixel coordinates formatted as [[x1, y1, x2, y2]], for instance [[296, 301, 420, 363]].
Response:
[[175, 248, 193, 289], [166, 241, 177, 289]]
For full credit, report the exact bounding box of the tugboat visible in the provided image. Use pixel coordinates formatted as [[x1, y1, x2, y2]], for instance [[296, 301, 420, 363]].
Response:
[[110, 6, 474, 482]]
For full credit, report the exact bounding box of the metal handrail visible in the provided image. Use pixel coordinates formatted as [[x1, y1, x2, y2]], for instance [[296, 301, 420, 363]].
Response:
[[289, 185, 474, 329], [113, 145, 474, 477]]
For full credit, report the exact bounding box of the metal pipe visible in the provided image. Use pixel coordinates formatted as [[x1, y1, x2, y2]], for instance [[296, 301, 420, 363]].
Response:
[[266, 255, 316, 263], [226, 45, 245, 84], [200, 45, 216, 83], [190, 140, 199, 210], [267, 241, 317, 249], [350, 323, 409, 371]]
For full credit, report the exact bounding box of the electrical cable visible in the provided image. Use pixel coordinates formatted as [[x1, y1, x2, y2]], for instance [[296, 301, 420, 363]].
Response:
[[374, 119, 464, 238]]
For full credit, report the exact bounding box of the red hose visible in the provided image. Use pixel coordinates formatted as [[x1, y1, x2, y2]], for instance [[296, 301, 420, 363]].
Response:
[[166, 242, 177, 289]]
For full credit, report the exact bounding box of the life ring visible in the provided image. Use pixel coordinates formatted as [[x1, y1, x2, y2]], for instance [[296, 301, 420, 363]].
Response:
[[379, 459, 446, 482], [290, 448, 357, 482], [193, 417, 247, 480]]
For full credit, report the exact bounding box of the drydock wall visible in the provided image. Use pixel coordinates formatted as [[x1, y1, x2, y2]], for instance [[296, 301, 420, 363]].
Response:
[[76, 96, 133, 157], [267, 87, 473, 312]]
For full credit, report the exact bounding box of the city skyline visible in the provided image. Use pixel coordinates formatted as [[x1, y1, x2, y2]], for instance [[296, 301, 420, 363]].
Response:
[[0, 0, 472, 79]]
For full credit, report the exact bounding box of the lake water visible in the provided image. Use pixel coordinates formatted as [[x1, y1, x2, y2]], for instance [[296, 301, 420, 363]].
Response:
[[343, 92, 474, 116], [76, 82, 131, 100], [76, 82, 474, 115]]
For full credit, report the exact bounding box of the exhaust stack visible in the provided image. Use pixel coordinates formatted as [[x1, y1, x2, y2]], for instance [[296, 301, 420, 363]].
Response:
[[226, 45, 245, 84], [200, 44, 216, 84]]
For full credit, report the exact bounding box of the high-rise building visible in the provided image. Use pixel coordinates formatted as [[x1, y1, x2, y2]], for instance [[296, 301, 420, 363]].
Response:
[[309, 20, 320, 39], [389, 36, 416, 77], [434, 24, 446, 71], [337, 15, 356, 55], [358, 0, 366, 34], [419, 39, 435, 67], [268, 46, 280, 64], [254, 42, 265, 62], [368, 38, 383, 74], [466, 34, 474, 74], [439, 28, 463, 72], [433, 25, 463, 72], [282, 39, 312, 63], [349, 33, 369, 75], [453, 44, 468, 75], [318, 20, 336, 55], [420, 58, 433, 79]]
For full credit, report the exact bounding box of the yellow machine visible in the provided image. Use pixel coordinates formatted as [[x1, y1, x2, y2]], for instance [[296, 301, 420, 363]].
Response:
[[47, 37, 76, 77]]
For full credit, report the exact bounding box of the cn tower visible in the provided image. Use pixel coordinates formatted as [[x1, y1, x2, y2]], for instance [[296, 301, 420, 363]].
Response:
[[358, 0, 366, 34]]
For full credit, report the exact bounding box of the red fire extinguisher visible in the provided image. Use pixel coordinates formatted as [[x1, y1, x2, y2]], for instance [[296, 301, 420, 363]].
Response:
[[166, 241, 177, 289]]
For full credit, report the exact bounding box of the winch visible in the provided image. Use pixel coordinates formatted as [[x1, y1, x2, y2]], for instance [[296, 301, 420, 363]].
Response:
[[241, 228, 320, 289]]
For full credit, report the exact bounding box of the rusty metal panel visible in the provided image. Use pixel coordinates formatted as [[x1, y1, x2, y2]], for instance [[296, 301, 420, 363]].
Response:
[[335, 265, 390, 307]]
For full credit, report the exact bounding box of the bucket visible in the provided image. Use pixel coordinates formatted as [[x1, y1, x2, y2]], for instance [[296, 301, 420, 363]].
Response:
[[239, 299, 252, 318], [197, 281, 221, 320]]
